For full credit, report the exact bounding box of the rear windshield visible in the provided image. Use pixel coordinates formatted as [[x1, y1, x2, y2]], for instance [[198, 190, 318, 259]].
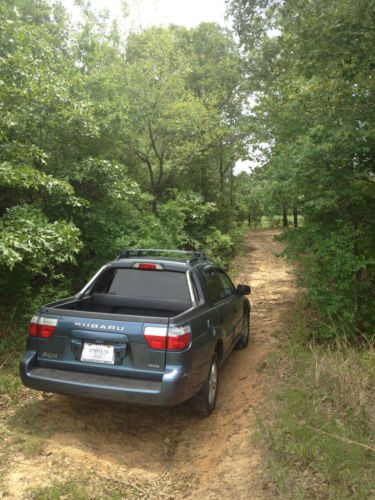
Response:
[[93, 268, 191, 302]]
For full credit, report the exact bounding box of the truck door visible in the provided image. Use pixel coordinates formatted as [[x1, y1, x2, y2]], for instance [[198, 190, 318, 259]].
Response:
[[215, 269, 242, 342], [191, 266, 242, 387], [203, 268, 238, 353]]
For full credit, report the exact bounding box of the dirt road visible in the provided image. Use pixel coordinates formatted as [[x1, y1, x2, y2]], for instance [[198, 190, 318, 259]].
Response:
[[3, 230, 297, 499]]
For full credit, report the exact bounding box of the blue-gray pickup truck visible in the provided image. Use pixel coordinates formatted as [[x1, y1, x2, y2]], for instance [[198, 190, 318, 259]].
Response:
[[20, 249, 251, 415]]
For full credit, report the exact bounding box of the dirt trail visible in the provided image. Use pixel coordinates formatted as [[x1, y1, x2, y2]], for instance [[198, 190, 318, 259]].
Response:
[[3, 230, 297, 499]]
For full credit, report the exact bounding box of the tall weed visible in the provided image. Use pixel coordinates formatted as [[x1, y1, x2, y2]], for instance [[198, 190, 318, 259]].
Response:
[[259, 307, 375, 499]]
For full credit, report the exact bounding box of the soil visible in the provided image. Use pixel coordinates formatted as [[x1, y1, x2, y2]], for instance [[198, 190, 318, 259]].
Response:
[[1, 229, 298, 499]]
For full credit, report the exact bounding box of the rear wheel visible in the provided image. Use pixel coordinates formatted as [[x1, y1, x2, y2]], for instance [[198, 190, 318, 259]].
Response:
[[192, 354, 219, 416], [235, 311, 250, 349]]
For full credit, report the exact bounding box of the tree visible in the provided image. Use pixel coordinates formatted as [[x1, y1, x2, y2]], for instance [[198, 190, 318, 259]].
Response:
[[122, 28, 209, 212], [0, 1, 88, 307]]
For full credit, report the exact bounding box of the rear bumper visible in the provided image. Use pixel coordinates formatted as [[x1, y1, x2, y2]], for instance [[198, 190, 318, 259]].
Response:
[[20, 351, 193, 406]]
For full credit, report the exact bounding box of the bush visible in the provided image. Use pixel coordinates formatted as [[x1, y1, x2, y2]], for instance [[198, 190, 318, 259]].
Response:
[[281, 224, 375, 341]]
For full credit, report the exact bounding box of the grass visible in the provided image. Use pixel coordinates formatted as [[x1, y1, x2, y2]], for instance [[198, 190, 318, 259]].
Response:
[[21, 435, 45, 457], [258, 307, 375, 499], [0, 369, 23, 400], [31, 481, 91, 500], [0, 319, 47, 492], [28, 473, 148, 499], [0, 320, 27, 403]]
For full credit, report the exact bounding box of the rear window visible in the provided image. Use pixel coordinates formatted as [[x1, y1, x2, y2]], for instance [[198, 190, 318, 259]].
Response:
[[93, 268, 191, 302]]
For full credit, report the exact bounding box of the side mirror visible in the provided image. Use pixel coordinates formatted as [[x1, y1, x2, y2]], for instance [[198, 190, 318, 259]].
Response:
[[237, 284, 251, 295]]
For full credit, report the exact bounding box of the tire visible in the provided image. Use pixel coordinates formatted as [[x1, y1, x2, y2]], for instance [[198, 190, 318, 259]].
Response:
[[192, 354, 219, 416], [235, 311, 250, 350]]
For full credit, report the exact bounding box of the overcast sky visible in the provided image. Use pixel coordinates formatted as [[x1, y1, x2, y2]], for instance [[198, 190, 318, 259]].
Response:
[[61, 0, 228, 30]]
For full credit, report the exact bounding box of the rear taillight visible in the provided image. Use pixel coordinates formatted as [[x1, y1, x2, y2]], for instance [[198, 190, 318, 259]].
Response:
[[144, 325, 191, 351], [39, 316, 58, 338], [28, 315, 58, 339], [144, 326, 167, 350], [167, 325, 192, 351], [29, 315, 39, 336]]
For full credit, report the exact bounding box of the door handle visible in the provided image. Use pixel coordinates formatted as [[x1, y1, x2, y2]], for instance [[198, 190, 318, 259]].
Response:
[[207, 319, 216, 336], [70, 330, 128, 343]]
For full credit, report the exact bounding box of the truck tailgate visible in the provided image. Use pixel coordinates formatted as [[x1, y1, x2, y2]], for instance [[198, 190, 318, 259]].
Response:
[[36, 314, 168, 380]]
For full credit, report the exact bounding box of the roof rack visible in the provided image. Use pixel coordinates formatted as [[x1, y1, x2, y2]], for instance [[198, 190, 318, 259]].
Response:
[[117, 248, 207, 262]]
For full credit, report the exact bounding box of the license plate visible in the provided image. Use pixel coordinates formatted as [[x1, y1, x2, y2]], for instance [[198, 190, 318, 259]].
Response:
[[81, 343, 115, 364]]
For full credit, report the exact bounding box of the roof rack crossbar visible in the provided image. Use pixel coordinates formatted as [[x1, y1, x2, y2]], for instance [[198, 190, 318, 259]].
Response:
[[117, 248, 206, 261]]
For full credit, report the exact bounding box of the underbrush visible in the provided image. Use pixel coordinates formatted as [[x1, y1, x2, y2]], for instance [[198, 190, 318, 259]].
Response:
[[259, 215, 304, 229], [259, 307, 375, 499], [279, 225, 375, 341]]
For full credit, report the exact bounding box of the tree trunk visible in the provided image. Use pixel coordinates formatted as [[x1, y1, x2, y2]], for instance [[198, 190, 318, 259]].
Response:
[[293, 207, 298, 228], [230, 165, 234, 207], [282, 207, 288, 227], [219, 151, 224, 196], [151, 197, 158, 214]]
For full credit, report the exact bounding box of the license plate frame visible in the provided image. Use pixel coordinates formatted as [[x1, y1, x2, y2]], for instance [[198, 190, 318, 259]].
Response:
[[81, 342, 115, 364]]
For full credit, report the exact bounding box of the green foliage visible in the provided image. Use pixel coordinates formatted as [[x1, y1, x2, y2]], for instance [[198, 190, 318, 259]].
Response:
[[0, 0, 249, 314], [282, 224, 374, 338], [0, 205, 81, 272], [199, 229, 234, 267], [0, 161, 80, 204], [229, 0, 375, 339], [158, 192, 235, 265]]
